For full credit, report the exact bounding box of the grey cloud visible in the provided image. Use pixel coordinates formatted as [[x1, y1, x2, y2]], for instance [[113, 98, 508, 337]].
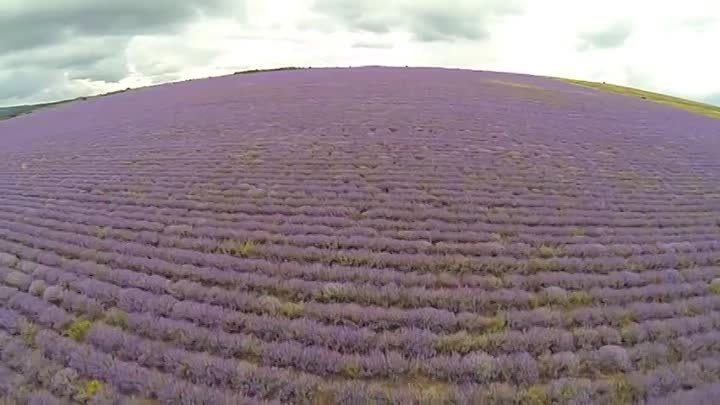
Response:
[[351, 41, 394, 49], [2, 36, 128, 70], [408, 9, 487, 42], [0, 69, 63, 101], [66, 56, 130, 83], [138, 62, 186, 78], [296, 16, 339, 34], [623, 66, 655, 90], [0, 0, 243, 105], [126, 36, 223, 79], [149, 73, 185, 85], [0, 67, 96, 105], [312, 0, 525, 42], [0, 42, 124, 104], [704, 93, 720, 106], [0, 1, 243, 53], [578, 21, 633, 50], [312, 0, 394, 33], [678, 16, 718, 31]]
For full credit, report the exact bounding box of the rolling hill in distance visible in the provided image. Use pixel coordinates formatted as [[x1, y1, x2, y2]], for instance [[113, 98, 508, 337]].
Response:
[[2, 67, 718, 122]]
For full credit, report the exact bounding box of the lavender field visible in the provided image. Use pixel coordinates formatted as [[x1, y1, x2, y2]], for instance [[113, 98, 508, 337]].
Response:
[[1, 67, 720, 405]]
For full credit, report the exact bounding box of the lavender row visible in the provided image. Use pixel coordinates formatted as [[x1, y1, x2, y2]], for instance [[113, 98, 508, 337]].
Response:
[[23, 256, 718, 350], [6, 164, 706, 194], [7, 190, 719, 240], [5, 195, 719, 249], [4, 187, 717, 228], [8, 234, 712, 334], [121, 307, 720, 380], [86, 317, 720, 386], [9, 199, 720, 259], [0, 286, 73, 330], [2, 226, 706, 310], [7, 291, 720, 401], [0, 328, 126, 405], [20, 265, 720, 364], [8, 167, 716, 210], [4, 314, 720, 405], [33, 329, 281, 405], [648, 383, 720, 405], [4, 219, 720, 296], [5, 227, 717, 321], [13, 241, 720, 341], [22, 267, 720, 369], [27, 251, 720, 346], [3, 319, 515, 405], [4, 218, 720, 283], [0, 234, 532, 315], [7, 175, 716, 214], [6, 203, 720, 282]]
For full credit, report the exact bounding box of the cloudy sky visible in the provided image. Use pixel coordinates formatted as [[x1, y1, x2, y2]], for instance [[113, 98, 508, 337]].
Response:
[[1, 0, 718, 107]]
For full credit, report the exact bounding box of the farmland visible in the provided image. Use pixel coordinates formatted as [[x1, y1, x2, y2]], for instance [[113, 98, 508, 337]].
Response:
[[1, 66, 720, 404]]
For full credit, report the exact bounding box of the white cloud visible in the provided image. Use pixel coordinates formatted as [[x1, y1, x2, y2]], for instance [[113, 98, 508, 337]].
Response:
[[1, 0, 719, 106]]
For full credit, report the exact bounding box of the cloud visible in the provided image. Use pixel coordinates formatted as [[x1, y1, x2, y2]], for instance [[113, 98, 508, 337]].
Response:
[[2, 37, 131, 82], [312, 0, 526, 42], [0, 67, 99, 105], [676, 16, 718, 31], [622, 65, 655, 90], [578, 20, 633, 50], [352, 41, 394, 49], [126, 35, 226, 82], [0, 69, 62, 101], [0, 1, 242, 52], [0, 0, 243, 104], [704, 93, 720, 106], [66, 56, 131, 83]]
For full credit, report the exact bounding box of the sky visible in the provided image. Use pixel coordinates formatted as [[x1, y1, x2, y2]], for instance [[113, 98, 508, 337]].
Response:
[[0, 0, 719, 107]]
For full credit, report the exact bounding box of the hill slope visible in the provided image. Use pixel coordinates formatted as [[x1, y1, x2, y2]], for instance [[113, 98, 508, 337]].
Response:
[[0, 100, 72, 121], [1, 67, 720, 405], [561, 78, 720, 120]]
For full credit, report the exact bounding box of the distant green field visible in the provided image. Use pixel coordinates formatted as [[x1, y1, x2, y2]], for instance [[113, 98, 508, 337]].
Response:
[[0, 88, 134, 122], [563, 79, 720, 120], [0, 100, 72, 121], [233, 66, 305, 75], [0, 67, 307, 122]]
